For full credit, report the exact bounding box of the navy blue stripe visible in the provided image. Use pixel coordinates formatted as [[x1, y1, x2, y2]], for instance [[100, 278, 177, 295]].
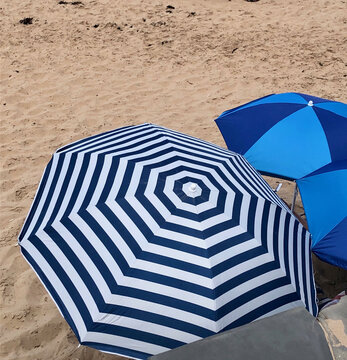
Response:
[[140, 233, 208, 256], [215, 259, 277, 299], [91, 323, 185, 351], [235, 156, 284, 208], [45, 154, 78, 229], [115, 286, 216, 320], [21, 246, 81, 342], [137, 164, 227, 223], [260, 200, 270, 252], [292, 221, 301, 301], [29, 155, 66, 238], [208, 227, 253, 259], [81, 156, 106, 208], [59, 218, 217, 331], [57, 124, 148, 154], [62, 216, 116, 289], [56, 127, 125, 153], [27, 231, 211, 346], [81, 205, 215, 297], [44, 224, 106, 305], [222, 292, 300, 331], [99, 156, 119, 204], [173, 177, 211, 205], [156, 172, 218, 218], [213, 243, 264, 279], [155, 126, 233, 157], [271, 207, 282, 265], [217, 275, 294, 321], [81, 206, 137, 270], [29, 235, 93, 326], [19, 158, 53, 241], [63, 155, 92, 215], [97, 304, 214, 339], [231, 156, 280, 208], [308, 233, 318, 316], [283, 214, 291, 282], [84, 128, 162, 156], [300, 227, 310, 313], [138, 251, 212, 277], [82, 341, 151, 360]]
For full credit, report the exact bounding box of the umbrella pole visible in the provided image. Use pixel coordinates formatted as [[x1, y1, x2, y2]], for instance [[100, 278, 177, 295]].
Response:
[[291, 182, 298, 212]]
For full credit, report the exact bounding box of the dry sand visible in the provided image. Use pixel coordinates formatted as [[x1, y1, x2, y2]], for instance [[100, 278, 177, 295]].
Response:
[[1, 0, 346, 359]]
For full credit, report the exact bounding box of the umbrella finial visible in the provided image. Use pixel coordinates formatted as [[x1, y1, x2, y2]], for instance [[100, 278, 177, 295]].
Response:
[[308, 100, 314, 106], [189, 183, 197, 192]]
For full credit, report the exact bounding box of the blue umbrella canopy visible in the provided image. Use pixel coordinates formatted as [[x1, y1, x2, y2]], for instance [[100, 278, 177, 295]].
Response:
[[19, 124, 317, 359], [297, 160, 347, 269], [215, 92, 347, 180]]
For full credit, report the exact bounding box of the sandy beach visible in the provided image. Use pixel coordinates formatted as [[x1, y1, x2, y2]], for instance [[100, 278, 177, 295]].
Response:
[[1, 0, 346, 359]]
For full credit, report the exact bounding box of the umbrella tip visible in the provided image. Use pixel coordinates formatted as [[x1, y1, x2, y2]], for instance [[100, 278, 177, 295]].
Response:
[[308, 100, 314, 106], [189, 183, 197, 192]]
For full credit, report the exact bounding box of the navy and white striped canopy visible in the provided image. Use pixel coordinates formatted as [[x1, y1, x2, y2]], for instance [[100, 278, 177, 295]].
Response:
[[19, 124, 317, 359]]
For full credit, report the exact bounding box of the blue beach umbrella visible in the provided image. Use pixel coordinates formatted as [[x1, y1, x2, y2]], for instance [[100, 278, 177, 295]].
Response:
[[19, 124, 317, 359], [215, 92, 347, 180], [297, 160, 347, 269]]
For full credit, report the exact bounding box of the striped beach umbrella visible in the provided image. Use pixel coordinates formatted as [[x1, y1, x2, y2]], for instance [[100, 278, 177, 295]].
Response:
[[19, 124, 317, 359], [215, 92, 347, 180]]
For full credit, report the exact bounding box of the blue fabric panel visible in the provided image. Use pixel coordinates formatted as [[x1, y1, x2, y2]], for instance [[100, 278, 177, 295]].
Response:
[[302, 159, 347, 177], [234, 93, 308, 112], [296, 93, 332, 104], [215, 103, 306, 155], [217, 94, 274, 119], [297, 169, 347, 245], [313, 106, 347, 162], [313, 217, 347, 270], [244, 106, 331, 179], [316, 101, 347, 118]]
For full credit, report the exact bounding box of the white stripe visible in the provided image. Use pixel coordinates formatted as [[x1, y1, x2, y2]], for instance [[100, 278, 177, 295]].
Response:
[[209, 237, 258, 268], [304, 231, 314, 315], [80, 203, 212, 266], [266, 204, 276, 257], [225, 158, 266, 201], [82, 331, 169, 356], [62, 125, 154, 154], [217, 284, 296, 331], [256, 300, 305, 320], [54, 154, 83, 219], [33, 153, 72, 236], [153, 124, 233, 156], [212, 253, 274, 288], [205, 225, 247, 250], [216, 268, 289, 309], [22, 155, 59, 239], [277, 210, 286, 271], [237, 156, 288, 210], [30, 225, 219, 338], [22, 240, 87, 339], [53, 214, 219, 331], [288, 217, 296, 290], [97, 313, 201, 344], [70, 209, 217, 310], [105, 198, 209, 250], [296, 224, 306, 306], [163, 171, 218, 213]]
